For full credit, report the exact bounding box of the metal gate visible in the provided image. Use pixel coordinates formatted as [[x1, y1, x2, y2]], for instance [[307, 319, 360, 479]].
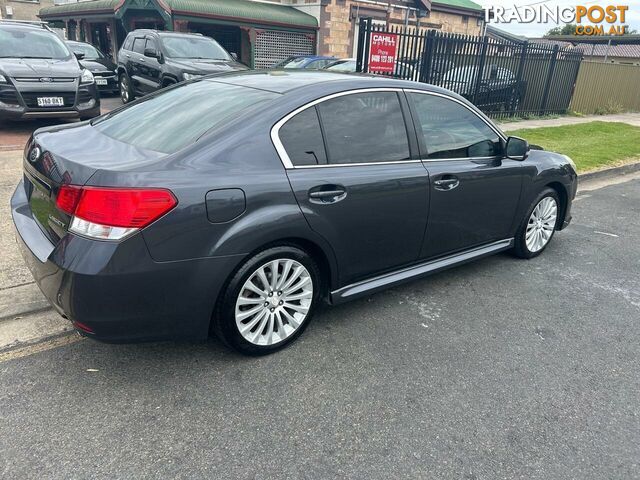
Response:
[[254, 30, 315, 69], [355, 18, 583, 118]]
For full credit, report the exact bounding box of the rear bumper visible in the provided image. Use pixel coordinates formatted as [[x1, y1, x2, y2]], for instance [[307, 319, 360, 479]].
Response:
[[11, 180, 242, 343]]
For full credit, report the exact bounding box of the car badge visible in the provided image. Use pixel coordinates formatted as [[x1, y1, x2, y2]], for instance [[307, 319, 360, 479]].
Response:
[[29, 146, 41, 163], [39, 77, 54, 83]]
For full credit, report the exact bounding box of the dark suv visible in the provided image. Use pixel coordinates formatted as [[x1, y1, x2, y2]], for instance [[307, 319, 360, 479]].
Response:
[[0, 20, 100, 121], [117, 30, 247, 103]]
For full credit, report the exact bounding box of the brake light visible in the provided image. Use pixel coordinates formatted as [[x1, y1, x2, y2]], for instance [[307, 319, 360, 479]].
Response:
[[56, 186, 177, 241], [56, 185, 83, 215]]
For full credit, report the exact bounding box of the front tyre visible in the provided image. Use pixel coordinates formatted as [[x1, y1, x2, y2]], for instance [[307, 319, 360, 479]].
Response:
[[513, 188, 560, 259], [119, 73, 134, 104], [213, 246, 321, 355]]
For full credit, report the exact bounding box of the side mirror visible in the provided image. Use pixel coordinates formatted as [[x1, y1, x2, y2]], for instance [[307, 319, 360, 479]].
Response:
[[74, 52, 85, 60], [230, 52, 238, 61], [505, 136, 529, 161], [144, 47, 159, 59]]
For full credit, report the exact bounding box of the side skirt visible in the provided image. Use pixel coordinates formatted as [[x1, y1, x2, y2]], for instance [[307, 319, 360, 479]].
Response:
[[330, 238, 514, 305]]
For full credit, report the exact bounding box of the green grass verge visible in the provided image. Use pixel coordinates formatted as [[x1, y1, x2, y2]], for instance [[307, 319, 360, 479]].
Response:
[[508, 121, 640, 173]]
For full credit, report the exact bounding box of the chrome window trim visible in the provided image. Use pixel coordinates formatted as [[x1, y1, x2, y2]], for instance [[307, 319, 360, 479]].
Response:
[[270, 87, 507, 170], [271, 87, 411, 170], [292, 159, 423, 169]]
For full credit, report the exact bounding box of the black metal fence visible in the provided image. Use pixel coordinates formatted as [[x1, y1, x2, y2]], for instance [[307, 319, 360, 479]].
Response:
[[355, 18, 584, 118]]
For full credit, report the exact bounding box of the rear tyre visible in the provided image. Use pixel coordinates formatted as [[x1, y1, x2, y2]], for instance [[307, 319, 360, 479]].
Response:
[[513, 188, 560, 259], [119, 73, 134, 104], [213, 246, 321, 355]]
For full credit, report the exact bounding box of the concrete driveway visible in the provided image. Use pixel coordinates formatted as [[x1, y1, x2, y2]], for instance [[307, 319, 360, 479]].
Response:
[[1, 173, 638, 479]]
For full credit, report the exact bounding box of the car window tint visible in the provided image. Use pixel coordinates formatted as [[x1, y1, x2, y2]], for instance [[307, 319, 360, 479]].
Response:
[[123, 36, 133, 51], [317, 92, 410, 164], [132, 38, 145, 54], [409, 93, 502, 159], [305, 60, 325, 70], [145, 37, 158, 51], [279, 107, 326, 166], [94, 82, 279, 154]]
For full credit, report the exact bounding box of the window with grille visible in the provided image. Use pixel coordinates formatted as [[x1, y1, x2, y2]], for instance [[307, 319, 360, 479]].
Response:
[[254, 30, 315, 69]]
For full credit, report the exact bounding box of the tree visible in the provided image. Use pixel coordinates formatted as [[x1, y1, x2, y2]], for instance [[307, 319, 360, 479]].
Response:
[[545, 23, 638, 36], [544, 24, 577, 36]]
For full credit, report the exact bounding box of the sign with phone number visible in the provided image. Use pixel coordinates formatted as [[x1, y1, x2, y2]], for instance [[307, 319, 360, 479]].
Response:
[[368, 33, 398, 74]]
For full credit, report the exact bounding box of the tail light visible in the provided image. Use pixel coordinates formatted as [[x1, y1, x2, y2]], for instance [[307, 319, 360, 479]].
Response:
[[56, 185, 177, 241]]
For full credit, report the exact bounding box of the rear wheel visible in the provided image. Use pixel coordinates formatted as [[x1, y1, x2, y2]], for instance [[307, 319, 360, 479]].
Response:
[[213, 246, 321, 355], [513, 188, 560, 259], [119, 73, 134, 104]]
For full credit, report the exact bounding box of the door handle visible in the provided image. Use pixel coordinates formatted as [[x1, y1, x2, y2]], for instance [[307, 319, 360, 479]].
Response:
[[433, 176, 460, 191], [308, 185, 347, 204], [139, 58, 145, 62]]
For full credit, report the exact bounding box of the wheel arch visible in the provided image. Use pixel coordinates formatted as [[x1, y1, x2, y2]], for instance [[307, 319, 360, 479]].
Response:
[[208, 236, 338, 338], [545, 181, 568, 229]]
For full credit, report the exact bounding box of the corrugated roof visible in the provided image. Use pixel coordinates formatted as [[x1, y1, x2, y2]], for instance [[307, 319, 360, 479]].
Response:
[[40, 0, 120, 16], [432, 0, 483, 12], [40, 0, 317, 28], [167, 0, 316, 27], [531, 38, 640, 59]]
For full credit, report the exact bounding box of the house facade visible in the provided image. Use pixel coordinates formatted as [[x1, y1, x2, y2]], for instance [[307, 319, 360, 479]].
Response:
[[303, 0, 485, 58], [38, 0, 483, 67], [1, 0, 54, 21], [39, 0, 319, 68]]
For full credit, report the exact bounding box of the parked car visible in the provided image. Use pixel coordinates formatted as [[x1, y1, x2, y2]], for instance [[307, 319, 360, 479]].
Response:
[[117, 29, 247, 103], [0, 20, 100, 121], [399, 56, 455, 82], [324, 58, 356, 72], [439, 64, 525, 112], [273, 55, 337, 69], [12, 71, 577, 355], [66, 40, 118, 94], [324, 58, 414, 79]]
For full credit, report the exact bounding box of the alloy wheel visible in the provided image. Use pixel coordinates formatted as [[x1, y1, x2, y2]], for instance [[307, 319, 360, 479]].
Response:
[[235, 259, 313, 346], [525, 196, 557, 252], [120, 77, 129, 103]]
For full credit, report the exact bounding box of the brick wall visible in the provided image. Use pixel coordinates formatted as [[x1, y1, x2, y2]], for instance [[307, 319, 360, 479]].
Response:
[[0, 0, 53, 21], [318, 0, 482, 58]]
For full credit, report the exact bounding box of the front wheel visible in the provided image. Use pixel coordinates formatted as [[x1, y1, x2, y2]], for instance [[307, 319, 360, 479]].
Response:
[[213, 246, 321, 355], [119, 73, 134, 104], [513, 188, 560, 259]]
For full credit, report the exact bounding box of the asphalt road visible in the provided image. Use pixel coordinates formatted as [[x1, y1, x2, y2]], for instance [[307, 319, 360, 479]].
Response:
[[1, 175, 639, 479]]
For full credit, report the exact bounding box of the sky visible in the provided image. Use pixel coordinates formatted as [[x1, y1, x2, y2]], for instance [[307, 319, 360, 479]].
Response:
[[475, 0, 640, 37]]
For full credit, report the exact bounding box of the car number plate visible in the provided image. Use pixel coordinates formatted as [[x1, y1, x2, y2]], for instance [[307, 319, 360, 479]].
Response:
[[37, 97, 64, 107], [96, 78, 108, 85]]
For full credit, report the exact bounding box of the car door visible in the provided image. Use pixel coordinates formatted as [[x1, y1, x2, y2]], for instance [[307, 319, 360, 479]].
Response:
[[277, 90, 430, 285], [140, 36, 162, 92], [406, 90, 524, 260], [129, 36, 147, 95]]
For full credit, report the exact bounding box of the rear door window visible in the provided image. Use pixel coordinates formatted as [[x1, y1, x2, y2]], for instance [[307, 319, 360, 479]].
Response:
[[316, 92, 410, 164], [122, 35, 134, 51], [279, 107, 327, 166]]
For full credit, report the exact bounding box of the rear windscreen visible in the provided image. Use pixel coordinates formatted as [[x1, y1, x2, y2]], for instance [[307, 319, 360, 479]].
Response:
[[93, 81, 279, 154]]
